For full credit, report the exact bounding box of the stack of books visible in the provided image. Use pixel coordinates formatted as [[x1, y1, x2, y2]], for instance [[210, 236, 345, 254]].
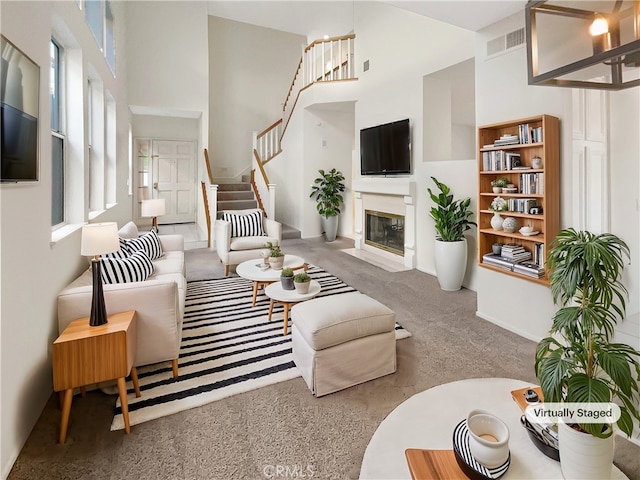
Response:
[[500, 244, 532, 263], [494, 134, 519, 147], [514, 262, 546, 278], [482, 253, 516, 270]]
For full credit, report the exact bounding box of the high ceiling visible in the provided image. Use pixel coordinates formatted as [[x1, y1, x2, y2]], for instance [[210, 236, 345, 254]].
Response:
[[206, 1, 528, 39]]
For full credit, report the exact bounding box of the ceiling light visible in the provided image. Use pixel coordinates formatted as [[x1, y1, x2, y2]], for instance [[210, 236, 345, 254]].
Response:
[[525, 0, 640, 90]]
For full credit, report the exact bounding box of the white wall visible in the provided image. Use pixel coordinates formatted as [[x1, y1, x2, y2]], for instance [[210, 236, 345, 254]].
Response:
[[353, 2, 477, 278], [1, 2, 131, 477], [208, 16, 305, 180]]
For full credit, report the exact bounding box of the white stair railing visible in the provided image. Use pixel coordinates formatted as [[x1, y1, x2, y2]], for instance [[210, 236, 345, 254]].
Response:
[[283, 34, 356, 135]]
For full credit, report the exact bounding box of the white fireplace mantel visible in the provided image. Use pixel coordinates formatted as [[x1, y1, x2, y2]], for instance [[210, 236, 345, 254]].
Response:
[[353, 177, 416, 269], [353, 177, 415, 198]]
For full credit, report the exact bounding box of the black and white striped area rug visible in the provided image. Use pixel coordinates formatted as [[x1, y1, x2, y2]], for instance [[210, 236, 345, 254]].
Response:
[[111, 265, 411, 430]]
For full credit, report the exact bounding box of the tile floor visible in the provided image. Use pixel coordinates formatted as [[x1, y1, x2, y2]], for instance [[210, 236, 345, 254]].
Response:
[[157, 223, 209, 250]]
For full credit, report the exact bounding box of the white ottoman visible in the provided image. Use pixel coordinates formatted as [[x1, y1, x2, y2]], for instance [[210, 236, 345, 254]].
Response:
[[291, 292, 397, 397]]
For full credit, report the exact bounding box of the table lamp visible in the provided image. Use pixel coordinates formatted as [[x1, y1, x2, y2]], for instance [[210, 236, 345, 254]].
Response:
[[141, 198, 166, 232], [81, 222, 119, 326]]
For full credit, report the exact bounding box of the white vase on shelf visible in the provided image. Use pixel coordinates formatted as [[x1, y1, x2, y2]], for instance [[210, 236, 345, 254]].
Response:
[[491, 212, 504, 231]]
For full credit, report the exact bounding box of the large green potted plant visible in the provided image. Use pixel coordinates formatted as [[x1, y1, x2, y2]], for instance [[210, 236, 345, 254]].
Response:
[[309, 168, 345, 242], [427, 176, 476, 291], [535, 229, 640, 479]]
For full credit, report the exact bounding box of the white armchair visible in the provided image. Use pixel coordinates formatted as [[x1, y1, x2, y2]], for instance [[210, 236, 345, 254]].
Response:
[[215, 208, 282, 275]]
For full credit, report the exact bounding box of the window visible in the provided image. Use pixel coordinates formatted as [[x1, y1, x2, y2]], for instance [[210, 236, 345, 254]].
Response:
[[51, 39, 65, 227], [105, 1, 115, 73], [85, 0, 103, 48], [84, 0, 115, 74]]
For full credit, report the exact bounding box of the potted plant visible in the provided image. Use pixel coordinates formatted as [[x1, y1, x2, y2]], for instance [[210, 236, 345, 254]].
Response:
[[309, 168, 345, 242], [280, 268, 294, 290], [535, 229, 640, 480], [265, 241, 284, 270], [427, 177, 476, 291], [491, 177, 509, 193], [489, 196, 508, 230], [293, 272, 311, 294]]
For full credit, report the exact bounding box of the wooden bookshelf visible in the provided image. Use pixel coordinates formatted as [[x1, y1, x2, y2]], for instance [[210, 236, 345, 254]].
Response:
[[477, 115, 560, 284]]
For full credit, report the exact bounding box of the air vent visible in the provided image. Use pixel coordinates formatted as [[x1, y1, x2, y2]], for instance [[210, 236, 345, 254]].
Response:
[[486, 27, 525, 59]]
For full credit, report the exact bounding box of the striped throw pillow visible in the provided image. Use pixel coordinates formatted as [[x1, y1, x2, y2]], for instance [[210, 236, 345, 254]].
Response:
[[100, 250, 154, 284], [121, 229, 163, 260], [222, 211, 265, 237]]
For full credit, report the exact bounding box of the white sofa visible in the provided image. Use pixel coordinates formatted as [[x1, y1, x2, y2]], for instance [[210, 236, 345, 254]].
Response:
[[215, 208, 282, 276], [57, 224, 186, 377]]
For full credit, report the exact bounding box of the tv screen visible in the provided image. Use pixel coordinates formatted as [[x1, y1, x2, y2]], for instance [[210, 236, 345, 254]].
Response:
[[1, 102, 38, 182], [360, 118, 410, 175]]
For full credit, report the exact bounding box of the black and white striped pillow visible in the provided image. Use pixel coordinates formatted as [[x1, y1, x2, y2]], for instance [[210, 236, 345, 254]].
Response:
[[222, 210, 265, 237], [121, 229, 163, 260], [100, 250, 154, 284]]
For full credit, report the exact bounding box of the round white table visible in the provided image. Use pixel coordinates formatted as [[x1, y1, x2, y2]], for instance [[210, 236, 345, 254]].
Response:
[[359, 378, 627, 479], [264, 280, 321, 335], [236, 255, 306, 306]]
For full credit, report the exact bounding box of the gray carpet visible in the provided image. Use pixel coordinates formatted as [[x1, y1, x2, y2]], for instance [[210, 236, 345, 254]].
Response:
[[9, 237, 640, 480]]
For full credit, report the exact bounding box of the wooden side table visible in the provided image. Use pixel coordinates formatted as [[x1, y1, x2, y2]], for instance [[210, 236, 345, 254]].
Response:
[[52, 310, 141, 443]]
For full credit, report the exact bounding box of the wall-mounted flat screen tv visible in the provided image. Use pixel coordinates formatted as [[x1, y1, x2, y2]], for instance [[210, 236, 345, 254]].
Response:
[[1, 35, 40, 183], [360, 118, 410, 175]]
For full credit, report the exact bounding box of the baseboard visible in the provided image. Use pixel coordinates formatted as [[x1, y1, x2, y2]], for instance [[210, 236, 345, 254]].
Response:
[[475, 310, 543, 343]]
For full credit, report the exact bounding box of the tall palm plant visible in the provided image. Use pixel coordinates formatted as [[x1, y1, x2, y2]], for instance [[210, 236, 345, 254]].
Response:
[[535, 229, 640, 438]]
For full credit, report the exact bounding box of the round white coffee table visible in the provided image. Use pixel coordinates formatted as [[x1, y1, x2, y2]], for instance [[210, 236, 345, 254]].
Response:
[[359, 377, 628, 479], [236, 255, 306, 306], [264, 280, 321, 335]]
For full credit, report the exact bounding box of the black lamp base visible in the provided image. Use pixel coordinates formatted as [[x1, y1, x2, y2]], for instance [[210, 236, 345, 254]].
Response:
[[90, 258, 108, 327]]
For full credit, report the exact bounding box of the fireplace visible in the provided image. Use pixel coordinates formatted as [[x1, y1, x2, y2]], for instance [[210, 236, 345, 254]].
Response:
[[365, 210, 404, 256]]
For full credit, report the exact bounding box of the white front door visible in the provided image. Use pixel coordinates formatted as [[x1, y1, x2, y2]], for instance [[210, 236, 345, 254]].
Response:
[[152, 140, 196, 224]]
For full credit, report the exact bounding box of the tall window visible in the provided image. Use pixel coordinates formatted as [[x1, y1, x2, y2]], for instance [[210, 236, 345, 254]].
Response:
[[51, 40, 65, 227], [105, 1, 115, 73], [85, 0, 103, 48], [84, 0, 115, 74]]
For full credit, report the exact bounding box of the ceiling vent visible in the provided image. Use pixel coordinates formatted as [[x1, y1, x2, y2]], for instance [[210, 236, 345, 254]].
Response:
[[486, 27, 525, 59]]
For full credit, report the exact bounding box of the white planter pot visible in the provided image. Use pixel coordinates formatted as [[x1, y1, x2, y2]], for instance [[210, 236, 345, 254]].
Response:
[[558, 419, 614, 480], [434, 238, 467, 291], [321, 215, 339, 242]]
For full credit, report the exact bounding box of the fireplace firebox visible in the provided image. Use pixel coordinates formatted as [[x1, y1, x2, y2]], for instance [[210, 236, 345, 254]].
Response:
[[365, 210, 404, 256]]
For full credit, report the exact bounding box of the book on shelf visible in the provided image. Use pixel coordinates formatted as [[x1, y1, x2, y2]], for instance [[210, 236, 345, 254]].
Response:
[[482, 151, 521, 171], [508, 198, 537, 214], [514, 261, 545, 278], [519, 172, 544, 194]]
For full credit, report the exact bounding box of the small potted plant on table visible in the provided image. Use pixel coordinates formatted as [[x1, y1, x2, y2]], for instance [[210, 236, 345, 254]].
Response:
[[280, 268, 294, 290], [266, 241, 284, 270], [293, 272, 311, 294]]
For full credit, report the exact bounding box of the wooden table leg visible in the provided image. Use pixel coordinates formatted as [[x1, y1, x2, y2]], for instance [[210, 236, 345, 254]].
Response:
[[252, 281, 259, 306], [283, 302, 290, 335], [117, 377, 131, 434], [59, 388, 73, 444], [131, 367, 141, 398], [268, 299, 274, 321]]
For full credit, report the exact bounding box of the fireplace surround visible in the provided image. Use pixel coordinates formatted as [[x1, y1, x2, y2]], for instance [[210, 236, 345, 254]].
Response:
[[353, 178, 416, 269]]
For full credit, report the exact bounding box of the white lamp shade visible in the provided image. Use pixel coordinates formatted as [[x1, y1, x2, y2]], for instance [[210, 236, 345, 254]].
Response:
[[141, 198, 166, 217], [81, 222, 120, 256]]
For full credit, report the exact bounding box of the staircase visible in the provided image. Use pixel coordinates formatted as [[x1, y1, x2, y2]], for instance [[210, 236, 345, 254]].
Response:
[[216, 177, 257, 213], [216, 177, 300, 239]]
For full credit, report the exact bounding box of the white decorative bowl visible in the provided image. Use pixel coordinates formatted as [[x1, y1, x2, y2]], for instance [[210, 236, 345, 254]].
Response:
[[467, 410, 510, 468]]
